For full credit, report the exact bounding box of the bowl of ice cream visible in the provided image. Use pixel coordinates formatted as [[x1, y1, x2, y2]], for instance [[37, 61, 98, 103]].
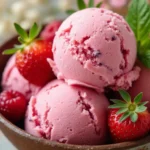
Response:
[[0, 39, 150, 149], [0, 1, 150, 149], [0, 23, 149, 150]]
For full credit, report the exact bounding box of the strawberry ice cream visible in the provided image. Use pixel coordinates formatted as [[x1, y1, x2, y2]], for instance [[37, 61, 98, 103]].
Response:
[[25, 80, 109, 145], [50, 8, 140, 92], [1, 55, 41, 101], [128, 62, 150, 111], [40, 20, 62, 42], [108, 0, 128, 8]]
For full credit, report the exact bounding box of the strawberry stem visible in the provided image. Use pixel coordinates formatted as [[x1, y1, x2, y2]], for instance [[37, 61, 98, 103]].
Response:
[[2, 23, 42, 55], [109, 90, 148, 123]]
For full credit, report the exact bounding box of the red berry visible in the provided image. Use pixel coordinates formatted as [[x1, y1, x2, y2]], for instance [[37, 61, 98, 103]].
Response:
[[108, 109, 150, 143], [40, 20, 62, 42], [3, 23, 56, 86], [0, 90, 27, 123], [16, 40, 55, 86], [108, 90, 150, 143]]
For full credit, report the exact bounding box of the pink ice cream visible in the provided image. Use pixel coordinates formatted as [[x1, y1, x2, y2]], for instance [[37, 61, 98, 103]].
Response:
[[50, 8, 140, 92], [2, 55, 41, 101], [128, 62, 150, 111], [25, 80, 109, 145], [108, 0, 128, 8]]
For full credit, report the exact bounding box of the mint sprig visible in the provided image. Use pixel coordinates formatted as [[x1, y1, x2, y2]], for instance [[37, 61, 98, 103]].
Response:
[[126, 0, 150, 68], [66, 0, 102, 15], [3, 23, 41, 55], [109, 90, 148, 123]]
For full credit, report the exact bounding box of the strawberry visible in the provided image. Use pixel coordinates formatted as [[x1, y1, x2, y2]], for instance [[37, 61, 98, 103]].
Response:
[[3, 23, 55, 86], [40, 20, 62, 42], [108, 90, 150, 143], [0, 90, 27, 123]]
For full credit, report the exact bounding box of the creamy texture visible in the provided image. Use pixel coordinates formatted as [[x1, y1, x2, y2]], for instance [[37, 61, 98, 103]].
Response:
[[25, 80, 109, 145], [51, 8, 140, 91], [2, 55, 41, 101], [128, 62, 150, 111], [109, 0, 128, 8]]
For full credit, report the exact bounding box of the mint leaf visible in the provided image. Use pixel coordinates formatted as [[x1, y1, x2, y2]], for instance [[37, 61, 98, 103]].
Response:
[[14, 23, 28, 41], [96, 2, 102, 8], [29, 23, 41, 41], [77, 0, 86, 10], [88, 0, 94, 7], [139, 49, 150, 68], [119, 90, 131, 103], [126, 0, 150, 49], [66, 9, 76, 15]]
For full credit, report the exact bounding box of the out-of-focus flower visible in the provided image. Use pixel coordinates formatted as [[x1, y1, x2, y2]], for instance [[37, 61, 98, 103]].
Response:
[[25, 9, 40, 23], [0, 0, 5, 12], [26, 0, 46, 5], [58, 0, 76, 11], [11, 1, 28, 20]]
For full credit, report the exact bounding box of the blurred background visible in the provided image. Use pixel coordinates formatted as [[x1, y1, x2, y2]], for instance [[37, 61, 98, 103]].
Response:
[[0, 0, 132, 45], [0, 0, 130, 150]]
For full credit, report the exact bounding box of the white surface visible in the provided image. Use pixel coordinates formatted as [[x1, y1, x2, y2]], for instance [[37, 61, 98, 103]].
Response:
[[0, 131, 17, 150]]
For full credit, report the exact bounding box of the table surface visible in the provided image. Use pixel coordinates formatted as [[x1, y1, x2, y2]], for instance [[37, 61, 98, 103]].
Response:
[[0, 130, 17, 150]]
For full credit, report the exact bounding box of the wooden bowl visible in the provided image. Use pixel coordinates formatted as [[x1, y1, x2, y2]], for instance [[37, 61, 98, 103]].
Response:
[[0, 36, 150, 150]]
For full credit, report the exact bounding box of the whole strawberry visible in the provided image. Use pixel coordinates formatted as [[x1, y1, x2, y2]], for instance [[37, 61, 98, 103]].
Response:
[[3, 23, 55, 86], [108, 90, 150, 143], [40, 20, 62, 42], [0, 90, 27, 123]]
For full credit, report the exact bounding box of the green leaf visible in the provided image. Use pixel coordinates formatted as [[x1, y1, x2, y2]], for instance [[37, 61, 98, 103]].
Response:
[[126, 0, 150, 51], [119, 90, 131, 103], [108, 103, 127, 109], [139, 49, 150, 68], [96, 2, 102, 8], [119, 112, 131, 122], [88, 0, 94, 7], [77, 0, 86, 10], [136, 105, 147, 112], [139, 101, 149, 106], [2, 48, 19, 55], [134, 92, 143, 104], [14, 23, 28, 40], [29, 23, 41, 41], [116, 108, 128, 115], [66, 9, 76, 15], [110, 99, 127, 105], [130, 113, 138, 123], [18, 37, 25, 44]]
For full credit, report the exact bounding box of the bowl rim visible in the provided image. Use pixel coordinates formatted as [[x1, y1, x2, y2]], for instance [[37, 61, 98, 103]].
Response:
[[0, 36, 150, 150], [0, 113, 150, 150]]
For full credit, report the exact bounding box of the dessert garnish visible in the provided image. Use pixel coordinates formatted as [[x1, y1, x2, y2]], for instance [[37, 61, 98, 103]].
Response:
[[126, 0, 150, 68], [108, 90, 150, 142], [3, 23, 54, 86], [0, 90, 27, 123]]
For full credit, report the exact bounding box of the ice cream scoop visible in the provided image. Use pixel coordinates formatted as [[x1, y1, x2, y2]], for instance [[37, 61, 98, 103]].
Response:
[[1, 55, 41, 101], [25, 80, 109, 145], [50, 8, 140, 92], [128, 62, 150, 111]]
